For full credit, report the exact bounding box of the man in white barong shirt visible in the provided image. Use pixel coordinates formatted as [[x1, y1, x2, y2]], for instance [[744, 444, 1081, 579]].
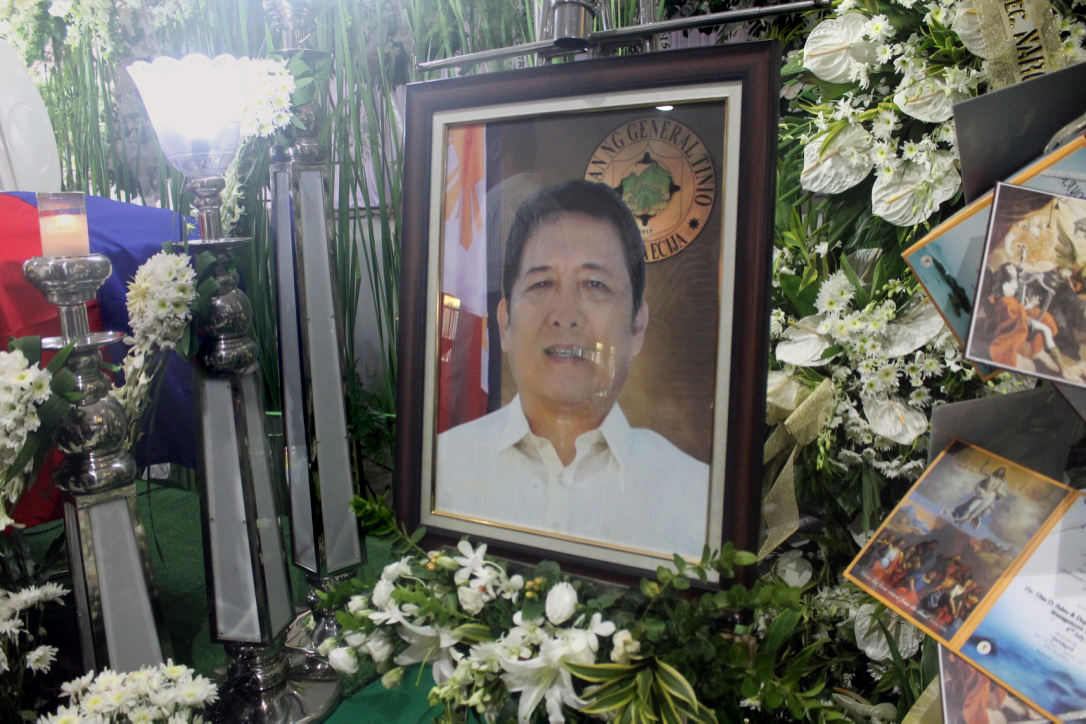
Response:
[[437, 180, 709, 557]]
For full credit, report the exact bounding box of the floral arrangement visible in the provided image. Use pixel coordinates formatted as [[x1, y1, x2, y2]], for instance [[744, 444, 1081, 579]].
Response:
[[318, 528, 868, 722], [109, 250, 197, 449], [37, 660, 217, 723], [772, 0, 1086, 535], [796, 0, 1086, 227], [0, 582, 67, 718], [0, 345, 76, 531]]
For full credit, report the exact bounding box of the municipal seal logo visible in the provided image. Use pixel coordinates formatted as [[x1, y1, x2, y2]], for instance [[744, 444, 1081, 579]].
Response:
[[584, 117, 716, 262]]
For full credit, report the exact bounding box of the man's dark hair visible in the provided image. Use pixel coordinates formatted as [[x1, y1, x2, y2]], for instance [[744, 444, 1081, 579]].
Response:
[[502, 180, 646, 318]]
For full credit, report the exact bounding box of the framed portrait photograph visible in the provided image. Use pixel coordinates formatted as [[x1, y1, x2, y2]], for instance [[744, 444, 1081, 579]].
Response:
[[966, 182, 1086, 388], [394, 41, 780, 581]]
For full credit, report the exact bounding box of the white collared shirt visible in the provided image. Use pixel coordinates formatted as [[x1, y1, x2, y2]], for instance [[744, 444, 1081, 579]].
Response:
[[436, 395, 710, 557]]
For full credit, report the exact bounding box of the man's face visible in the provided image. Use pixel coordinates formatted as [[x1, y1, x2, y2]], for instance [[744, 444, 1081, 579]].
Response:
[[497, 211, 648, 418]]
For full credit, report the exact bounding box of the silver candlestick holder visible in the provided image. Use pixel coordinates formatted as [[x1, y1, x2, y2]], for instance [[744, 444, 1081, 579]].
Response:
[[23, 254, 171, 673], [186, 176, 339, 723], [264, 0, 365, 655]]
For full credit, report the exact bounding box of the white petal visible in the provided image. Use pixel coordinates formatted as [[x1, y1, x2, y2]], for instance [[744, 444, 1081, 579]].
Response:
[[801, 125, 875, 194], [951, 6, 987, 58], [803, 14, 874, 83], [775, 315, 837, 367], [883, 302, 946, 357], [871, 157, 960, 227], [862, 395, 928, 445], [893, 76, 966, 123]]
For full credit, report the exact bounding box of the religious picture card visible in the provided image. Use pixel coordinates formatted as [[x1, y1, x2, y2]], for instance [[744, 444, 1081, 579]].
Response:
[[939, 647, 1045, 723], [847, 440, 1084, 721], [966, 183, 1086, 389], [903, 134, 1086, 366]]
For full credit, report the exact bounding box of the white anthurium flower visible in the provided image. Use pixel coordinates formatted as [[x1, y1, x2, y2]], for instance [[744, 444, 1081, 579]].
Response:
[[861, 395, 928, 445], [500, 636, 589, 723], [892, 75, 967, 123], [766, 370, 812, 423], [774, 549, 814, 587], [801, 124, 875, 194], [871, 156, 959, 226], [802, 13, 877, 83], [545, 582, 577, 625], [775, 315, 837, 367], [853, 603, 923, 662], [882, 302, 946, 358], [951, 5, 987, 58]]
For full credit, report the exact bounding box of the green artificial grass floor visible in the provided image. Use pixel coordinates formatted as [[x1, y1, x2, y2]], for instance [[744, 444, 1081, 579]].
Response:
[[23, 480, 442, 722]]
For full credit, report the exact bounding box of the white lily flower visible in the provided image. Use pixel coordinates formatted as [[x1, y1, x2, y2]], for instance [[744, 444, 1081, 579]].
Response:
[[500, 636, 589, 723], [389, 622, 460, 685]]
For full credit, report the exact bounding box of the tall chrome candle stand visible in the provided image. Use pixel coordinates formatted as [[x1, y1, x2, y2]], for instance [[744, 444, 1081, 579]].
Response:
[[23, 255, 170, 673], [186, 176, 339, 722], [264, 0, 365, 653]]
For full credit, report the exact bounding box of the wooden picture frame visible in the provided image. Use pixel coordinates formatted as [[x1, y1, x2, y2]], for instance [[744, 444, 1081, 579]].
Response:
[[395, 41, 780, 582]]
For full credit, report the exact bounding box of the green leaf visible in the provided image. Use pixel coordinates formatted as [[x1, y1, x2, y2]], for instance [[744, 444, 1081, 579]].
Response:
[[579, 679, 637, 714], [654, 659, 698, 708], [9, 336, 42, 365], [452, 622, 493, 644], [566, 661, 637, 683], [408, 526, 427, 544], [2, 437, 39, 486], [635, 666, 653, 706]]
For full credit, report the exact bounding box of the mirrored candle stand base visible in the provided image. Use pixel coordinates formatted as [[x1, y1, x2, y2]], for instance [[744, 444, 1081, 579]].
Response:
[[210, 635, 339, 723], [23, 254, 171, 673], [188, 236, 340, 722]]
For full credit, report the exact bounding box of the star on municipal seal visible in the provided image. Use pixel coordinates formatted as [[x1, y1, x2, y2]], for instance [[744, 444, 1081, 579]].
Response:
[[584, 117, 716, 262]]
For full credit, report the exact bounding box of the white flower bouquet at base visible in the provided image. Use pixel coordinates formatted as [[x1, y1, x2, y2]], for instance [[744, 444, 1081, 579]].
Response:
[[37, 660, 217, 723], [317, 524, 821, 723]]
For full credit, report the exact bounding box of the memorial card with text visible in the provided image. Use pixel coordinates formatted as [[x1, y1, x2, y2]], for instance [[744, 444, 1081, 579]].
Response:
[[847, 440, 1085, 720]]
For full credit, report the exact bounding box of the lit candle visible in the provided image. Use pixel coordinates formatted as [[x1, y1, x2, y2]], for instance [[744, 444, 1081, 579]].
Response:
[[39, 213, 90, 257]]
